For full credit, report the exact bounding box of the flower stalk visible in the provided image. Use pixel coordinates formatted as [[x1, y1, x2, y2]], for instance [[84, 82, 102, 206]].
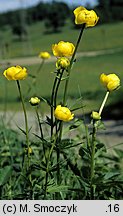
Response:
[[44, 135, 58, 199], [63, 24, 85, 105], [90, 119, 97, 199], [36, 59, 45, 75], [16, 81, 31, 176], [99, 91, 110, 116], [50, 69, 61, 137], [35, 107, 46, 159]]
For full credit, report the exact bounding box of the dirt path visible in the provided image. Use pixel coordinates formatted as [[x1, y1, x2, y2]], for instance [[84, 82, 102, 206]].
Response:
[[0, 111, 123, 148], [0, 48, 122, 66]]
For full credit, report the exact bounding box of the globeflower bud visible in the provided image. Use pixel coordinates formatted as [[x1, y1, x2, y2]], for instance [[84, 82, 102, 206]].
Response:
[[100, 73, 120, 91], [25, 147, 33, 154], [73, 6, 99, 27], [56, 57, 70, 70], [54, 105, 74, 122], [28, 147, 33, 154], [29, 97, 40, 106], [52, 41, 75, 57], [91, 111, 101, 120], [38, 51, 51, 59], [3, 65, 27, 80]]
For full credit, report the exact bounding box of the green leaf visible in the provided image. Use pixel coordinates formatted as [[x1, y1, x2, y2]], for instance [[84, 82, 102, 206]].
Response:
[[69, 119, 83, 130], [33, 133, 46, 142], [114, 148, 123, 158], [16, 125, 26, 135], [16, 125, 32, 135], [104, 171, 120, 180], [60, 139, 74, 148], [40, 97, 51, 106], [94, 143, 107, 158], [61, 76, 69, 81], [0, 166, 12, 186], [45, 116, 52, 126], [95, 120, 106, 130], [28, 74, 36, 79], [79, 146, 90, 157], [47, 185, 69, 193]]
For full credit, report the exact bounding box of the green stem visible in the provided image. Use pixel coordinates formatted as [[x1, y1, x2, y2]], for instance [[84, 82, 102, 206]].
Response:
[[52, 68, 64, 199], [35, 107, 46, 160], [3, 80, 8, 120], [35, 107, 44, 140], [51, 69, 60, 137], [63, 24, 85, 105], [85, 124, 91, 152], [99, 91, 110, 116], [32, 60, 45, 95], [90, 91, 110, 199], [90, 120, 97, 199], [54, 69, 64, 108], [16, 81, 30, 171], [44, 136, 57, 199], [53, 121, 63, 200], [36, 59, 45, 74]]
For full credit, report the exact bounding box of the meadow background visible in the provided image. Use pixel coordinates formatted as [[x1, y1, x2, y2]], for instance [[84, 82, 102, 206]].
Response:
[[0, 1, 123, 118]]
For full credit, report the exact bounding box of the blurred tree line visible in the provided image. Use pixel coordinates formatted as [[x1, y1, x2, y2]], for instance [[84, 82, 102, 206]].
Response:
[[0, 0, 123, 40], [0, 1, 70, 39], [96, 0, 123, 23]]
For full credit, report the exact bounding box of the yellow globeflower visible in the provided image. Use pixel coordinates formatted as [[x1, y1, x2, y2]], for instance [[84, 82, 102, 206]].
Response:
[[3, 65, 27, 80], [91, 111, 101, 120], [100, 73, 120, 91], [38, 51, 51, 59], [52, 41, 75, 57], [73, 6, 99, 27], [29, 97, 40, 106], [56, 57, 70, 69], [54, 105, 74, 122]]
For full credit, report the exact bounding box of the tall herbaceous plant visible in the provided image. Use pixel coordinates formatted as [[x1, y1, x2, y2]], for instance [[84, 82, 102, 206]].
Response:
[[2, 6, 123, 200]]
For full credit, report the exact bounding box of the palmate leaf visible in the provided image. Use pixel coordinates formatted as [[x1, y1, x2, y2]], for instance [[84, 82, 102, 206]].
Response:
[[104, 171, 120, 180], [94, 143, 107, 159], [0, 166, 12, 186], [60, 138, 74, 149], [60, 137, 83, 150], [79, 146, 90, 158], [31, 163, 47, 171], [69, 119, 83, 130], [114, 148, 123, 158], [62, 152, 81, 177]]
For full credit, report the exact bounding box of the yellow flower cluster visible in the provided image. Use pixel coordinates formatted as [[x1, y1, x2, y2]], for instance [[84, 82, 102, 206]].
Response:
[[3, 65, 27, 80], [38, 51, 51, 59], [74, 6, 99, 27], [52, 41, 75, 57], [100, 73, 120, 91], [54, 105, 74, 122]]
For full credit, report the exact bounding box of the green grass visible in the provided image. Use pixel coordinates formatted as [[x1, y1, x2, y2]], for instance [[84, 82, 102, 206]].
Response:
[[0, 20, 123, 112], [0, 20, 123, 58], [0, 50, 123, 113]]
